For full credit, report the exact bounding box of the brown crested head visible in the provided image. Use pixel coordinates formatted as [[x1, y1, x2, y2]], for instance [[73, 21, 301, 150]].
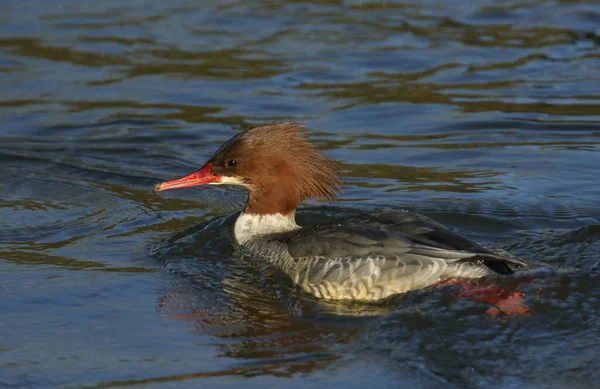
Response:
[[154, 122, 341, 216]]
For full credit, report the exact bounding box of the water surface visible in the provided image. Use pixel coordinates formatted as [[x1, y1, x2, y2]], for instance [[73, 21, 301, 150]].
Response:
[[1, 1, 599, 388]]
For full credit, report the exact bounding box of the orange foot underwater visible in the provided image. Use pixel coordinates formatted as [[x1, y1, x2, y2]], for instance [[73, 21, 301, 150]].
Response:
[[437, 280, 532, 318]]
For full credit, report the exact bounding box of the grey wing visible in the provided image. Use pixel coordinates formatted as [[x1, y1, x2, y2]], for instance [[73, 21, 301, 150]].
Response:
[[288, 224, 479, 260], [337, 210, 485, 252], [336, 210, 528, 273], [285, 226, 499, 300]]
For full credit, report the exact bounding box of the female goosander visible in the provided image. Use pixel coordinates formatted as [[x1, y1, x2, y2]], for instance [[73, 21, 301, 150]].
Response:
[[154, 122, 528, 301]]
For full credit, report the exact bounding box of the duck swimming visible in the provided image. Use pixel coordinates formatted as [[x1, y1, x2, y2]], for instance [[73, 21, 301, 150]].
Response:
[[154, 122, 528, 301]]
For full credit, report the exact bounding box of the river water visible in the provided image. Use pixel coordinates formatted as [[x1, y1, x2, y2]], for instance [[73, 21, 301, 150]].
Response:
[[1, 1, 599, 388]]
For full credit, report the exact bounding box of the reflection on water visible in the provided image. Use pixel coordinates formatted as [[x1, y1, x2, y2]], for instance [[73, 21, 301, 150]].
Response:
[[1, 0, 599, 388]]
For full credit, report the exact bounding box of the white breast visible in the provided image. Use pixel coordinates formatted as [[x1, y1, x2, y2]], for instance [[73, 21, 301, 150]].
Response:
[[234, 213, 300, 245]]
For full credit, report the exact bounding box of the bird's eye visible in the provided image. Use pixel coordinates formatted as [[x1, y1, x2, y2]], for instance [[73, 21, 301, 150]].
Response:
[[225, 159, 237, 168]]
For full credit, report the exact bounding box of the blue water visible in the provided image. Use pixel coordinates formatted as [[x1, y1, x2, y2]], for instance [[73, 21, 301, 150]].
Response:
[[1, 1, 599, 388]]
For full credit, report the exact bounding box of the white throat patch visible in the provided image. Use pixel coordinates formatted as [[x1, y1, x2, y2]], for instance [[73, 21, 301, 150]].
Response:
[[213, 175, 246, 186], [234, 213, 300, 245]]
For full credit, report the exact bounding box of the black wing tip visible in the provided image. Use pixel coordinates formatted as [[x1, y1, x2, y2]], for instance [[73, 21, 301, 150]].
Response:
[[471, 253, 528, 275]]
